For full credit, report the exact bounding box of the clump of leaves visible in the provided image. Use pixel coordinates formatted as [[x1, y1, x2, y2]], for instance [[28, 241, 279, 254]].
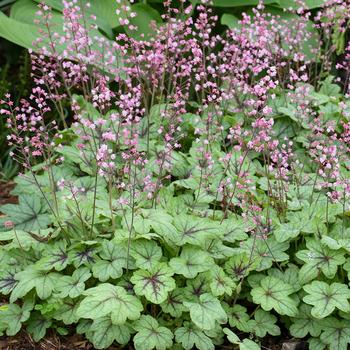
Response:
[[1, 0, 350, 349]]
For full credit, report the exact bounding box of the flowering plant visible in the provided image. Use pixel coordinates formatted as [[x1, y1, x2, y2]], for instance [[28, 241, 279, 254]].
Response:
[[1, 0, 350, 349]]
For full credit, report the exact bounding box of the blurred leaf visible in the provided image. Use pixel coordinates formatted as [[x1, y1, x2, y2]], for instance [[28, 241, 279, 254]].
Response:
[[127, 3, 162, 40], [213, 0, 279, 7], [221, 14, 241, 29]]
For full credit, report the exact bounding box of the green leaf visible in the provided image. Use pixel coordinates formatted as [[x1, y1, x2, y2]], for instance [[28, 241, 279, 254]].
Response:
[[0, 303, 31, 336], [279, 0, 325, 9], [55, 267, 91, 298], [247, 310, 280, 337], [221, 217, 248, 243], [290, 304, 325, 338], [320, 318, 350, 350], [131, 263, 176, 304], [127, 4, 162, 40], [238, 237, 289, 271], [208, 266, 236, 297], [221, 14, 241, 29], [308, 337, 327, 350], [92, 240, 127, 282], [303, 281, 350, 318], [89, 316, 131, 349], [213, 0, 278, 6], [184, 293, 227, 331], [160, 289, 187, 318], [169, 246, 214, 278], [240, 339, 261, 350], [175, 322, 214, 350], [223, 328, 261, 350], [133, 315, 173, 350], [224, 252, 259, 281], [268, 264, 302, 293], [26, 312, 51, 342], [183, 274, 211, 302], [145, 209, 177, 239], [35, 241, 69, 271], [130, 239, 162, 270], [53, 299, 79, 325], [273, 222, 300, 242], [296, 239, 345, 284], [77, 284, 143, 324], [0, 194, 50, 231], [223, 328, 240, 344], [0, 11, 38, 49], [0, 270, 18, 295], [169, 215, 222, 246], [251, 276, 298, 316], [224, 304, 252, 333], [11, 268, 61, 302]]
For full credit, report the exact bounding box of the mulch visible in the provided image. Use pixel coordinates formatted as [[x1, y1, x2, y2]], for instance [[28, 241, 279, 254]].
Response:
[[0, 330, 133, 350], [0, 332, 126, 350], [0, 182, 17, 209]]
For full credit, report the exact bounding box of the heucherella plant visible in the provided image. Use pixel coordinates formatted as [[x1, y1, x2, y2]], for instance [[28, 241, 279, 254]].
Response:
[[1, 0, 350, 349]]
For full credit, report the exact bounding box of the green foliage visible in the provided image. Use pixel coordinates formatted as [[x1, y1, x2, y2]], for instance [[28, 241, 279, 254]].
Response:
[[1, 73, 350, 350]]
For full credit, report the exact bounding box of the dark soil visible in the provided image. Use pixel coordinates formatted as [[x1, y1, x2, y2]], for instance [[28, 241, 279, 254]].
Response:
[[0, 332, 309, 350], [0, 182, 17, 210], [0, 332, 113, 350]]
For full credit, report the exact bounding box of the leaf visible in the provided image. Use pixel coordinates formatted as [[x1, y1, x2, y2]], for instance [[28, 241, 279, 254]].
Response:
[[184, 293, 227, 331], [145, 209, 177, 239], [247, 310, 280, 337], [290, 304, 325, 338], [0, 270, 18, 295], [92, 241, 127, 282], [183, 274, 211, 302], [224, 252, 259, 281], [89, 316, 131, 349], [221, 217, 249, 243], [127, 4, 162, 41], [223, 328, 261, 350], [35, 241, 69, 271], [11, 268, 61, 302], [238, 237, 289, 271], [320, 318, 350, 350], [224, 304, 252, 333], [26, 312, 51, 342], [213, 0, 278, 6], [208, 266, 236, 297], [303, 281, 350, 318], [251, 276, 298, 316], [0, 303, 31, 336], [160, 289, 187, 318], [130, 239, 162, 270], [169, 246, 214, 278], [133, 315, 173, 350], [53, 299, 79, 325], [268, 264, 302, 293], [169, 215, 222, 246], [131, 263, 176, 304], [175, 322, 214, 350], [240, 339, 261, 350], [296, 239, 345, 284], [77, 284, 143, 324], [273, 222, 300, 242], [0, 194, 51, 231], [0, 11, 38, 49], [223, 328, 240, 344], [308, 337, 327, 350], [55, 267, 91, 298], [221, 14, 241, 29], [279, 0, 325, 9]]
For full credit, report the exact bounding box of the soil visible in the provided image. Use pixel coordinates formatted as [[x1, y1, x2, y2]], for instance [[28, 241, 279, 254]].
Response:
[[0, 182, 17, 208], [0, 332, 124, 350], [0, 332, 308, 350]]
